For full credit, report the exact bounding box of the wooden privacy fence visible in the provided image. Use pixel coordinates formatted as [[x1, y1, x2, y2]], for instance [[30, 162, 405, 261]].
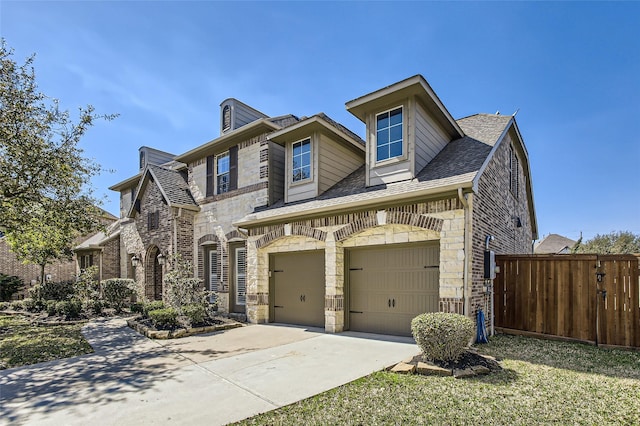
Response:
[[494, 254, 640, 349]]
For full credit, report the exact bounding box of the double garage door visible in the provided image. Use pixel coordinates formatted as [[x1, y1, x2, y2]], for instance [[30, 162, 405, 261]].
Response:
[[270, 243, 440, 336]]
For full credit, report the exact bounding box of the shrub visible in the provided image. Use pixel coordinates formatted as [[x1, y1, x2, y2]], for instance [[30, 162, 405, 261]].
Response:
[[10, 300, 24, 311], [411, 312, 475, 362], [46, 300, 57, 316], [75, 266, 101, 301], [0, 301, 9, 311], [182, 303, 206, 325], [82, 299, 103, 315], [102, 279, 135, 313], [163, 254, 209, 313], [22, 298, 44, 312], [148, 308, 178, 328], [55, 300, 82, 319], [0, 274, 24, 301], [143, 301, 165, 317], [32, 281, 75, 301], [130, 302, 144, 314]]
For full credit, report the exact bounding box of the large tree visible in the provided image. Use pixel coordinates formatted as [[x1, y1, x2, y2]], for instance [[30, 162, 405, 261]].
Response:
[[0, 40, 115, 282], [572, 231, 640, 255]]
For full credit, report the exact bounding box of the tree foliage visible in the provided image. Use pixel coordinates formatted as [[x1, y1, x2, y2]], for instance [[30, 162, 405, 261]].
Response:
[[0, 40, 116, 277], [0, 273, 24, 302], [572, 231, 640, 254]]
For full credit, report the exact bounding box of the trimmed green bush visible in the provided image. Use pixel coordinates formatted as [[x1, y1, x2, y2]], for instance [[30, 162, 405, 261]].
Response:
[[143, 301, 165, 317], [22, 298, 44, 312], [0, 273, 24, 301], [0, 301, 9, 311], [182, 303, 206, 325], [10, 300, 24, 311], [55, 300, 82, 319], [148, 308, 178, 328], [411, 312, 475, 362], [31, 281, 75, 301], [82, 299, 103, 315], [102, 279, 135, 313], [130, 302, 144, 314], [46, 300, 57, 316]]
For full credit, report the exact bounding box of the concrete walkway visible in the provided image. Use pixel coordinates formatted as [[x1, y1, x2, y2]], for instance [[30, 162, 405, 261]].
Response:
[[0, 318, 418, 425]]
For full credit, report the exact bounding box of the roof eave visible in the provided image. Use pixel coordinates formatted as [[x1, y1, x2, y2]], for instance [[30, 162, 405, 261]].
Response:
[[268, 116, 365, 152], [234, 181, 473, 228], [176, 119, 280, 164], [345, 75, 463, 139], [109, 173, 142, 191]]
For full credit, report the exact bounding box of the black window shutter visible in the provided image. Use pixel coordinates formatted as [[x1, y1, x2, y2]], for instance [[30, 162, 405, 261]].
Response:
[[229, 146, 238, 191], [206, 155, 214, 197]]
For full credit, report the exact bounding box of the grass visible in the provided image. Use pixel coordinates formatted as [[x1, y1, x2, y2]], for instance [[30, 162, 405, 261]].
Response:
[[235, 335, 640, 425], [0, 314, 93, 369]]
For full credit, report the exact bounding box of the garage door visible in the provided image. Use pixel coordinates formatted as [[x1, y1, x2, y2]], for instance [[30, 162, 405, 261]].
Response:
[[348, 243, 439, 336], [271, 250, 325, 328]]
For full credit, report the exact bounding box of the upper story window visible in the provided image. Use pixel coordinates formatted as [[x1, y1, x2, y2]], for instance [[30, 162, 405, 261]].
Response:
[[216, 152, 230, 194], [147, 210, 159, 230], [292, 138, 311, 182], [222, 105, 231, 132], [376, 107, 403, 162]]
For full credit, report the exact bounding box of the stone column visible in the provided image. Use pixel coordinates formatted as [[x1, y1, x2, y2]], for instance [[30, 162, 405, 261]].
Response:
[[324, 233, 345, 333]]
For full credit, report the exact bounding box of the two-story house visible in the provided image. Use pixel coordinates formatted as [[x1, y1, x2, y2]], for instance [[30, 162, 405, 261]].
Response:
[[105, 75, 537, 335]]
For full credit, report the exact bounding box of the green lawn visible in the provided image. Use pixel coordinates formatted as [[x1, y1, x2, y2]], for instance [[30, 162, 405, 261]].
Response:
[[0, 314, 93, 369], [236, 335, 640, 425]]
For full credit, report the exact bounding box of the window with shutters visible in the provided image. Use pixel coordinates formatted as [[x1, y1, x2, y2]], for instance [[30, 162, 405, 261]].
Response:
[[216, 152, 230, 194], [235, 247, 246, 305], [208, 249, 218, 303]]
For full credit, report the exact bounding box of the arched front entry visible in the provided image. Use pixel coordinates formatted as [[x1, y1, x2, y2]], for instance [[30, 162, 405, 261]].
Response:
[[145, 246, 163, 301]]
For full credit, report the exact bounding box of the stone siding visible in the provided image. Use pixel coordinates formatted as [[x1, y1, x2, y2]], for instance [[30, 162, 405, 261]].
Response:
[[245, 198, 467, 332]]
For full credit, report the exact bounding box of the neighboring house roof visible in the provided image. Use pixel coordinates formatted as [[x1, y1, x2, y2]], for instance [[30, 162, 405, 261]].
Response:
[[237, 114, 515, 227], [127, 164, 199, 218], [534, 234, 577, 254], [74, 220, 122, 251]]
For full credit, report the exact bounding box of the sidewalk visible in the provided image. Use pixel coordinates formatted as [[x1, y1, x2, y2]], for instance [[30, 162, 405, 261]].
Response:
[[0, 318, 418, 425]]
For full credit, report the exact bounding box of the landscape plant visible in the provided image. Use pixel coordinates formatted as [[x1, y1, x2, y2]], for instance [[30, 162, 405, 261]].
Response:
[[101, 278, 135, 313], [0, 273, 24, 301], [148, 307, 178, 328], [411, 312, 475, 362], [163, 254, 210, 315]]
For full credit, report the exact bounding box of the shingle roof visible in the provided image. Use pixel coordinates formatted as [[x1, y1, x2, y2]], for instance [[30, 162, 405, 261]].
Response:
[[148, 165, 198, 208], [534, 234, 577, 254], [242, 114, 513, 225], [315, 113, 366, 146]]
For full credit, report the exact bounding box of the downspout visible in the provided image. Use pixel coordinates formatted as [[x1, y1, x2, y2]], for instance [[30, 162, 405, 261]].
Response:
[[457, 188, 470, 317]]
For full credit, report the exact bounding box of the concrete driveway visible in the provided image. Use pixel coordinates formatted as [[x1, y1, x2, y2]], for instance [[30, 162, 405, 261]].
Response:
[[0, 318, 418, 425]]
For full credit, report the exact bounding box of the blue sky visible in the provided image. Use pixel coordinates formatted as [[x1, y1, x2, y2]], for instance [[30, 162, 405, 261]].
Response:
[[1, 1, 638, 241]]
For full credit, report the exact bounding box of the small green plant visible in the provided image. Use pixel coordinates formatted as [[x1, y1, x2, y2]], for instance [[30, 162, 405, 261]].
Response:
[[22, 298, 43, 312], [102, 278, 135, 313], [55, 300, 82, 319], [130, 302, 144, 314], [148, 308, 178, 328], [0, 301, 9, 311], [32, 280, 75, 301], [82, 299, 103, 315], [143, 301, 165, 317], [46, 300, 57, 316], [0, 273, 24, 301], [75, 266, 100, 301], [163, 254, 209, 314], [411, 312, 475, 362], [10, 300, 24, 311], [182, 303, 206, 325]]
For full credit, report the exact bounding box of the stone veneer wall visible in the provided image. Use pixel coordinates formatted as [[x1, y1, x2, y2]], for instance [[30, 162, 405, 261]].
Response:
[[471, 131, 534, 321], [245, 197, 469, 332]]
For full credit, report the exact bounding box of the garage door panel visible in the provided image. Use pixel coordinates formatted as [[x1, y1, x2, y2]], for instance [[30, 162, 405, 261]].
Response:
[[349, 243, 440, 336], [272, 251, 325, 328]]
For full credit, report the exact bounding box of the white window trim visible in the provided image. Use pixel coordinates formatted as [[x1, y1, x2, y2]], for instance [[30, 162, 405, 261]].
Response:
[[215, 151, 230, 195], [290, 137, 313, 185], [373, 105, 405, 165], [235, 247, 246, 306]]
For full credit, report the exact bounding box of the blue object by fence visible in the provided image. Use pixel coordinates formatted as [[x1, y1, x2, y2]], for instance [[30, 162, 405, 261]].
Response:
[[476, 309, 489, 344]]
